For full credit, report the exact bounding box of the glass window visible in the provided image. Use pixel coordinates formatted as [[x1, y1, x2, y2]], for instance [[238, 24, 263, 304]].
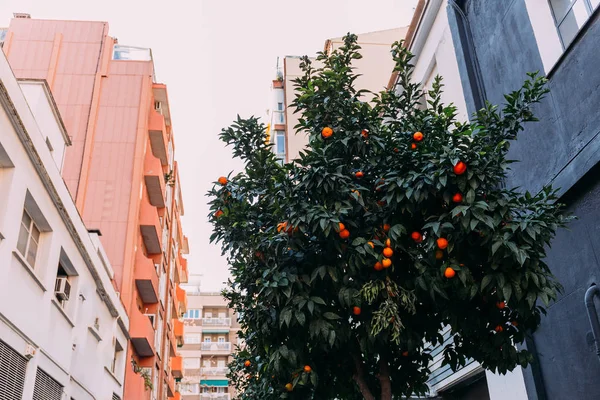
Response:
[[17, 210, 40, 267], [276, 131, 285, 155], [550, 0, 597, 47], [204, 337, 212, 342], [279, 112, 284, 123], [183, 309, 200, 319], [184, 333, 201, 344], [277, 102, 283, 111]]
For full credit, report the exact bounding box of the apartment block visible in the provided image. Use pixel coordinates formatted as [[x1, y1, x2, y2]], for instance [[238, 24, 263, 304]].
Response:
[[269, 27, 407, 163], [179, 289, 240, 399], [3, 14, 189, 400], [0, 47, 128, 400]]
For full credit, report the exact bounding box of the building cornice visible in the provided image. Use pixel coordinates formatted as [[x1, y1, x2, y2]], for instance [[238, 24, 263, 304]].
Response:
[[0, 80, 128, 337]]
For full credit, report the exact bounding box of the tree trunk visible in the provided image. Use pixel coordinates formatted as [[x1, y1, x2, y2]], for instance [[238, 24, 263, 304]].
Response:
[[378, 356, 393, 400], [352, 353, 375, 400]]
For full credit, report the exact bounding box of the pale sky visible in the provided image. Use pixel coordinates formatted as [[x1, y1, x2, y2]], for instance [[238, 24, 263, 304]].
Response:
[[1, 0, 418, 291]]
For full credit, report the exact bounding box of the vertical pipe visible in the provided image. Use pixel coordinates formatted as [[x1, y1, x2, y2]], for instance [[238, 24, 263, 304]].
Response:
[[585, 284, 600, 360]]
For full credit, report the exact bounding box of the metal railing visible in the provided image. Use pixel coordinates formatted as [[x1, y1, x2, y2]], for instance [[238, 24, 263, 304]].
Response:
[[201, 367, 229, 376], [202, 317, 231, 326], [201, 342, 231, 352]]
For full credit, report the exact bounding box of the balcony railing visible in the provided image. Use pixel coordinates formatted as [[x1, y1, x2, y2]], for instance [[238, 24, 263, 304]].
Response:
[[201, 342, 231, 352], [202, 317, 231, 327], [201, 367, 229, 376], [200, 395, 230, 400]]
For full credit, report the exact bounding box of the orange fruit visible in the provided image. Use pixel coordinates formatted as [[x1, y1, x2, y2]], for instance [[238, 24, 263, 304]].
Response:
[[411, 231, 423, 243], [218, 176, 228, 185], [413, 131, 424, 142], [304, 365, 312, 373], [385, 238, 391, 247], [383, 223, 391, 232], [361, 129, 369, 138], [452, 193, 463, 203], [353, 306, 361, 315], [285, 383, 293, 392], [244, 360, 251, 367], [368, 241, 375, 249], [453, 161, 467, 175], [410, 143, 417, 150], [402, 351, 409, 357], [444, 267, 456, 279], [214, 210, 224, 218], [338, 222, 346, 232], [495, 325, 504, 333], [355, 171, 364, 178], [322, 127, 333, 138], [339, 229, 350, 239], [394, 147, 399, 153], [277, 222, 287, 233], [382, 258, 392, 268], [383, 247, 393, 258], [374, 262, 383, 271], [496, 301, 506, 310], [435, 250, 444, 260], [436, 238, 448, 250]]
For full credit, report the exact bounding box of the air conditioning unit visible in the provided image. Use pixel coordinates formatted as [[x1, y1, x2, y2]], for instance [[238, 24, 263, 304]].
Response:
[[145, 314, 156, 328], [55, 277, 71, 301]]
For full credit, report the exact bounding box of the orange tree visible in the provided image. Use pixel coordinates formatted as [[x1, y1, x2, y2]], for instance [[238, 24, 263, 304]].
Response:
[[208, 35, 571, 399]]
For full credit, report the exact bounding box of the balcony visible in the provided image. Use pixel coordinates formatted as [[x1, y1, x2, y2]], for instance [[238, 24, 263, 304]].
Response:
[[148, 108, 168, 165], [172, 356, 183, 379], [201, 342, 231, 353], [200, 394, 230, 400], [174, 319, 184, 345], [167, 368, 175, 397], [202, 318, 231, 327], [130, 308, 155, 357], [144, 147, 166, 208], [201, 367, 229, 377], [134, 248, 159, 304], [139, 192, 162, 255], [176, 285, 188, 315], [169, 329, 177, 357]]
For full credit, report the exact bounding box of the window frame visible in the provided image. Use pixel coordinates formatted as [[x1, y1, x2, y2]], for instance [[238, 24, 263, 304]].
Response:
[[548, 0, 599, 49], [17, 209, 40, 267]]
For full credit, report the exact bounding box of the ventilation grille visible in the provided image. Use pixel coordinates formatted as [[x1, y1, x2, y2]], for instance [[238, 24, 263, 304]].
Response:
[[112, 393, 122, 400], [0, 340, 28, 400], [32, 368, 63, 400]]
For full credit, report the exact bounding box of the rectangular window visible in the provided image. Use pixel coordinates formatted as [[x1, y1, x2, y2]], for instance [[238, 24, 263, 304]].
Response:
[[183, 358, 200, 369], [0, 339, 28, 398], [217, 359, 226, 368], [184, 333, 201, 344], [111, 340, 123, 374], [276, 131, 285, 156], [218, 337, 225, 343], [549, 0, 598, 47], [277, 102, 283, 111], [155, 313, 163, 358], [183, 309, 200, 319], [17, 210, 40, 267], [204, 337, 212, 342], [33, 368, 63, 400]]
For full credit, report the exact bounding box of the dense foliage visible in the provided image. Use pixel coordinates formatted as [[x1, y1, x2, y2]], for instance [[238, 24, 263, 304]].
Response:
[[208, 34, 571, 399]]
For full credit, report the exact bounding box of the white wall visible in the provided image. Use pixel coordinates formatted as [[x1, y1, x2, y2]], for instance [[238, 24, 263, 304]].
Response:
[[0, 50, 128, 400]]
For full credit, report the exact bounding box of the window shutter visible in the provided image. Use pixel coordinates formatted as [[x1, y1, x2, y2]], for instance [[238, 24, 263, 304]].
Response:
[[112, 393, 121, 400], [0, 340, 28, 400], [32, 368, 63, 400]]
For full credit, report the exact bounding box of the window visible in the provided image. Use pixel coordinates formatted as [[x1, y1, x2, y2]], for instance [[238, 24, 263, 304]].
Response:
[[218, 337, 225, 343], [183, 309, 200, 319], [111, 340, 123, 375], [155, 313, 163, 358], [17, 210, 40, 266], [0, 339, 28, 399], [54, 263, 71, 307], [32, 368, 63, 400], [204, 337, 212, 342], [180, 384, 200, 395], [549, 0, 599, 47], [204, 311, 212, 318], [183, 358, 200, 369], [217, 359, 226, 368], [277, 102, 283, 111], [152, 367, 158, 400], [185, 333, 201, 344], [276, 131, 285, 162], [158, 268, 167, 305]]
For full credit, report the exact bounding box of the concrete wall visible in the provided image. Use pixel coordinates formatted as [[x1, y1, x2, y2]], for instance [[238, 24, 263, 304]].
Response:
[[448, 0, 600, 398], [0, 49, 127, 400]]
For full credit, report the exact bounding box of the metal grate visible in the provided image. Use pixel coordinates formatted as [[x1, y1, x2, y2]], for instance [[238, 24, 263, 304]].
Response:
[[32, 368, 63, 400], [0, 339, 28, 400]]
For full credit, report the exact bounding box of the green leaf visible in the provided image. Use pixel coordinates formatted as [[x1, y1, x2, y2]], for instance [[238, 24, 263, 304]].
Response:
[[481, 275, 493, 291], [311, 296, 326, 305], [323, 312, 341, 320]]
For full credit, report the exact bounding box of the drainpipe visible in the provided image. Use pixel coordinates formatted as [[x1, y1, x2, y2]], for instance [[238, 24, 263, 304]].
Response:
[[585, 284, 600, 361]]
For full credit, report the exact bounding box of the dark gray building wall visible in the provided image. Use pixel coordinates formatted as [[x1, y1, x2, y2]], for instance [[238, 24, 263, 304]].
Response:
[[447, 0, 600, 398]]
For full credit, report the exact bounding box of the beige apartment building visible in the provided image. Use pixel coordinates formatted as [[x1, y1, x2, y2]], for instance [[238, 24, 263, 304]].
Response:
[[269, 27, 408, 162], [178, 288, 240, 399]]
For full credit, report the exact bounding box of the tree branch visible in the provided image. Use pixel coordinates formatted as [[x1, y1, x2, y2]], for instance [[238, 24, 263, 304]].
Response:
[[352, 353, 375, 400], [379, 355, 392, 400]]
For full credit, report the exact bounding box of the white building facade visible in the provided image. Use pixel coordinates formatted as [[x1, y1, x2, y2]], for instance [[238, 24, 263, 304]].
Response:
[[0, 50, 129, 399]]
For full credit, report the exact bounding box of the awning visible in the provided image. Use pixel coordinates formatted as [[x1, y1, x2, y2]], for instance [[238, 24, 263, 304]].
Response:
[[202, 329, 230, 333], [200, 379, 229, 387]]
